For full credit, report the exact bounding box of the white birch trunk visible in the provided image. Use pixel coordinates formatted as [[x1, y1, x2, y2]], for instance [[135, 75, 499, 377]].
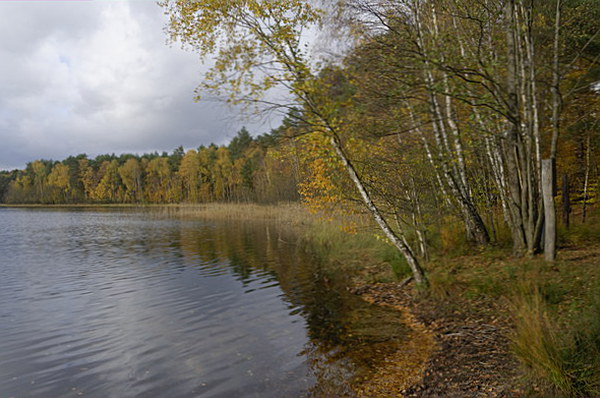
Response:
[[329, 135, 428, 286]]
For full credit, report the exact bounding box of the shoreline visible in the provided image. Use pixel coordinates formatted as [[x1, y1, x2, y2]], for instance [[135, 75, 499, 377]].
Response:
[[352, 283, 521, 397], [354, 289, 436, 397], [5, 203, 599, 396], [4, 203, 442, 395]]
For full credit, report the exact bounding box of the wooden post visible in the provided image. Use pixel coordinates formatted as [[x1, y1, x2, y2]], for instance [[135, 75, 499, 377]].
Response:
[[562, 174, 571, 228], [542, 159, 557, 262], [582, 134, 592, 224]]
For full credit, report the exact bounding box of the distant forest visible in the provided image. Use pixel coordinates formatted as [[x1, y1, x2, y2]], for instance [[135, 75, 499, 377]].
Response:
[[0, 124, 302, 205]]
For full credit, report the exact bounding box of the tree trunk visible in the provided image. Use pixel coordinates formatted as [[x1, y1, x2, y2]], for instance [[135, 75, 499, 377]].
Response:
[[330, 135, 428, 286], [503, 0, 544, 255], [542, 159, 557, 262], [582, 134, 592, 223], [562, 174, 570, 228], [505, 0, 528, 254]]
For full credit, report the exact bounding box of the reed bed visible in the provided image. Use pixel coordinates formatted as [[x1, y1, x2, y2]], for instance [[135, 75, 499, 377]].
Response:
[[158, 202, 315, 227]]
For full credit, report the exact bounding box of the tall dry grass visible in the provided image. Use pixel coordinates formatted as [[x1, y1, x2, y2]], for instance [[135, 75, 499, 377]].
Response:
[[511, 284, 600, 397], [159, 202, 310, 226], [511, 288, 571, 395]]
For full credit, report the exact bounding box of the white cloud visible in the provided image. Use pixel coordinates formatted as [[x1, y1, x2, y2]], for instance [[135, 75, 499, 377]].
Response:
[[0, 1, 276, 170]]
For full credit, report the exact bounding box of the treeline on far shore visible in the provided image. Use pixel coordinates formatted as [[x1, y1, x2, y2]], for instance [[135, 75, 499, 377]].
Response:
[[0, 127, 301, 205]]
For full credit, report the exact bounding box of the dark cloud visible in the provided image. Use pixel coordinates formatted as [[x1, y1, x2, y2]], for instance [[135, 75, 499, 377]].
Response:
[[0, 1, 278, 170]]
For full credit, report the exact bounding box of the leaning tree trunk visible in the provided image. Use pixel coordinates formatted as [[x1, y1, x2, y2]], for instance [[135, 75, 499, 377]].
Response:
[[329, 135, 428, 286]]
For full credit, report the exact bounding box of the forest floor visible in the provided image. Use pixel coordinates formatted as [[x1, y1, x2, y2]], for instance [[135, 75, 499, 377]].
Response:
[[350, 242, 600, 398], [351, 282, 520, 397]]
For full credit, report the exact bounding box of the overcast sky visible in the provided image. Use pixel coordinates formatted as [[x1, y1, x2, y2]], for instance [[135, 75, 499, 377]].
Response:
[[0, 0, 280, 171]]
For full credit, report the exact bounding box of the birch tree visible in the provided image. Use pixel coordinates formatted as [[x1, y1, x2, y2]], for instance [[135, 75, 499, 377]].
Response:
[[47, 163, 71, 203], [346, 0, 598, 255], [160, 0, 429, 285]]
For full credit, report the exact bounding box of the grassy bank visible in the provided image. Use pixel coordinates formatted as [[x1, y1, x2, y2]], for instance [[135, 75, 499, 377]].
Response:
[[417, 213, 600, 397]]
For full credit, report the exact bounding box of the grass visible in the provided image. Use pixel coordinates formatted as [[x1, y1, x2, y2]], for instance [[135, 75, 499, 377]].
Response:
[[511, 287, 573, 395], [280, 206, 412, 282], [558, 216, 600, 247], [159, 202, 310, 225], [511, 284, 600, 397]]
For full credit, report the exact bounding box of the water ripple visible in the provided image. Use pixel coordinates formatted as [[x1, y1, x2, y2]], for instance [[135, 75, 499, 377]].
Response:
[[0, 209, 317, 398], [0, 208, 408, 398]]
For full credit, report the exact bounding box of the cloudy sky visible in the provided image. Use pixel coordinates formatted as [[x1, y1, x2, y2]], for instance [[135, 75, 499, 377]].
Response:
[[0, 0, 279, 171]]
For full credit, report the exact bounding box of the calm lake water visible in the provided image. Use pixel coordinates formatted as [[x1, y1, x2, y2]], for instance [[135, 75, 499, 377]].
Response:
[[0, 208, 408, 397]]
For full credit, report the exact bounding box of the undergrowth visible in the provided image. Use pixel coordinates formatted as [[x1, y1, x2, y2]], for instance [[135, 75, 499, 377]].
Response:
[[300, 216, 411, 283], [511, 284, 600, 397], [558, 218, 600, 247]]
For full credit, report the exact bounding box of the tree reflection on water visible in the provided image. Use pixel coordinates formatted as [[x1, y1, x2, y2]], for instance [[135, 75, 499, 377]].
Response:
[[177, 218, 411, 396]]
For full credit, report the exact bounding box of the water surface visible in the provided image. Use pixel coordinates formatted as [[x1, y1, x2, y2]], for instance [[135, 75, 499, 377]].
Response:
[[0, 208, 407, 397]]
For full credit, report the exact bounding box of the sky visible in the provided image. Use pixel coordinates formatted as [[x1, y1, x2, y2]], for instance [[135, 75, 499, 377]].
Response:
[[0, 0, 280, 171]]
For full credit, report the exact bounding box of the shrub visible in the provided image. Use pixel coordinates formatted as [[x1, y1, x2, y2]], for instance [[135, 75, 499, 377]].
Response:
[[511, 285, 600, 397]]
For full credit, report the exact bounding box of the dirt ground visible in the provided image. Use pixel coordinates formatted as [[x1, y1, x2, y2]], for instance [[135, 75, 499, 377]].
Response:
[[351, 283, 523, 398]]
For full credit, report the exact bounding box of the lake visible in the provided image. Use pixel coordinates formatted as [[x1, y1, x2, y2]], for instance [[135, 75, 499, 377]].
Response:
[[0, 208, 408, 397]]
